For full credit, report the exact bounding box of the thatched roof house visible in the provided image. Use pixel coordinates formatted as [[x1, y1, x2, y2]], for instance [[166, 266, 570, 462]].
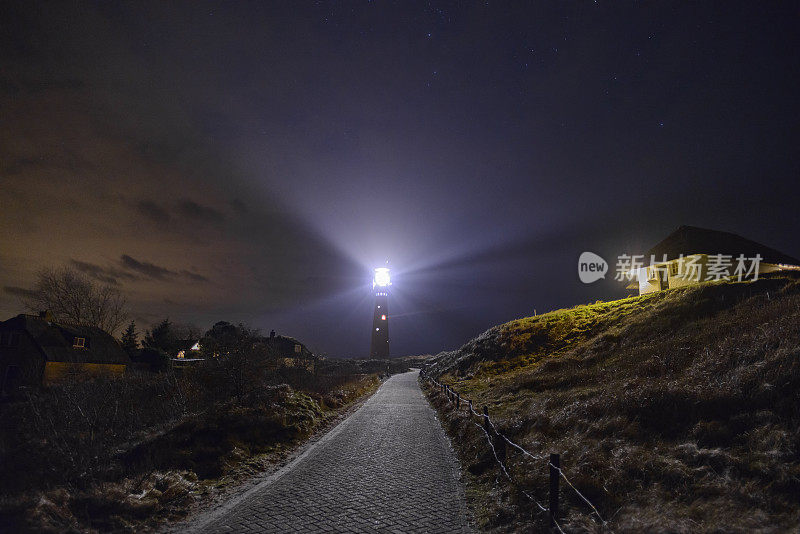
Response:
[[628, 226, 800, 295], [645, 226, 800, 266], [0, 313, 129, 393]]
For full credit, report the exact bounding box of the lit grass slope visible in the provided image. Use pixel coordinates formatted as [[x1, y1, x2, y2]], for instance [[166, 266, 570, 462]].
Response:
[[424, 275, 800, 533]]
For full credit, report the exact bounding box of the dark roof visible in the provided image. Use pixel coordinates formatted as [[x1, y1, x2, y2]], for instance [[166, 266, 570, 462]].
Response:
[[646, 226, 800, 266], [265, 335, 316, 359], [0, 314, 130, 365]]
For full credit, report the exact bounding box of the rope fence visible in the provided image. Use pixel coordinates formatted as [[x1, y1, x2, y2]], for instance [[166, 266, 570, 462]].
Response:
[[420, 369, 611, 532]]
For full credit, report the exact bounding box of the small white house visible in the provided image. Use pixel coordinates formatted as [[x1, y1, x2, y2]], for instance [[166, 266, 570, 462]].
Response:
[[175, 340, 201, 359], [627, 226, 800, 295]]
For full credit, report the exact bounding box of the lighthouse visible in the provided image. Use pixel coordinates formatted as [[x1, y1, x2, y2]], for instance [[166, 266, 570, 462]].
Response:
[[370, 267, 390, 358]]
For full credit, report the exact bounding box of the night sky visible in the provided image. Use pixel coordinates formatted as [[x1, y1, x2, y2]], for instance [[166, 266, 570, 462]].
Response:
[[2, 2, 799, 357]]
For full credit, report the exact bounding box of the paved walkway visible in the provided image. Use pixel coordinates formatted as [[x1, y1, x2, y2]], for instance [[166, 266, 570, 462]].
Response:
[[185, 370, 472, 533]]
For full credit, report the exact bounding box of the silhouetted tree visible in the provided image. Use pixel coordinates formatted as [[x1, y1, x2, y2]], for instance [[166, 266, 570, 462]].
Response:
[[200, 321, 242, 358], [120, 320, 139, 356], [143, 318, 174, 354], [134, 347, 171, 372], [171, 322, 202, 343], [23, 266, 128, 334], [200, 322, 280, 400]]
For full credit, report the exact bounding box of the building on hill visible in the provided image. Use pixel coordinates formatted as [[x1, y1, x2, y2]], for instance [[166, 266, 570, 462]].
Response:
[[627, 226, 800, 295], [0, 312, 130, 394]]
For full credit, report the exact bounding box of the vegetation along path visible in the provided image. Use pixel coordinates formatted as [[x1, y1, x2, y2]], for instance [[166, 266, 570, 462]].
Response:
[[183, 370, 472, 533]]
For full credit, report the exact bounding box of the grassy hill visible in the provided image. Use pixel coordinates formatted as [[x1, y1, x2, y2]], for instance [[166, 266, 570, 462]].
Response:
[[423, 275, 800, 533]]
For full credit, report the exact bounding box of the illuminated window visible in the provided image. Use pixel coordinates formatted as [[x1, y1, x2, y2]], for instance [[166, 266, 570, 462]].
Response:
[[375, 327, 380, 331], [381, 314, 386, 321], [73, 337, 85, 348], [670, 262, 679, 276]]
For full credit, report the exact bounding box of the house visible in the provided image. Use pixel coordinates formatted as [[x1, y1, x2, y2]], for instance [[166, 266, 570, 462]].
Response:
[[0, 312, 130, 394], [266, 334, 317, 371], [627, 226, 800, 295], [170, 339, 204, 371], [174, 339, 201, 359]]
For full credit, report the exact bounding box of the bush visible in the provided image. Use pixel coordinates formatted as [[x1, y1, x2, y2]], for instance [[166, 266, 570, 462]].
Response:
[[0, 341, 386, 533], [131, 347, 171, 372], [0, 373, 187, 492]]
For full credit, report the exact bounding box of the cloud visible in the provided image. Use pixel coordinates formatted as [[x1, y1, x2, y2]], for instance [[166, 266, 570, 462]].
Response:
[[120, 254, 176, 280], [70, 259, 139, 285], [230, 198, 248, 214], [3, 286, 37, 298], [178, 200, 225, 225], [2, 157, 40, 176], [119, 255, 208, 283], [179, 270, 209, 283], [70, 260, 119, 285], [136, 200, 171, 224]]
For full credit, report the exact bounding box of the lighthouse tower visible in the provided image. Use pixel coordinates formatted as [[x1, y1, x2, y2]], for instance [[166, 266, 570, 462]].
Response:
[[370, 267, 390, 358]]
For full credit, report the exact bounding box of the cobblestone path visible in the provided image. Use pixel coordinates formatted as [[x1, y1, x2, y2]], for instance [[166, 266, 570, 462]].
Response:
[[186, 370, 472, 533]]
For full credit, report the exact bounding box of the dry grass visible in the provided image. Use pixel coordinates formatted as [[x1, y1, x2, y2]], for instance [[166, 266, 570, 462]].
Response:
[[424, 275, 800, 533], [0, 360, 382, 533]]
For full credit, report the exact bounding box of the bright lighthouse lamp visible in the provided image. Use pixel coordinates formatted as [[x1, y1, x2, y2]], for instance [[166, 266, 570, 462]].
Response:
[[373, 267, 391, 288]]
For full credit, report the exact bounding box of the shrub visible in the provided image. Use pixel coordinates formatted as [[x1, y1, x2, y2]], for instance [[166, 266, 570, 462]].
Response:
[[0, 373, 187, 492]]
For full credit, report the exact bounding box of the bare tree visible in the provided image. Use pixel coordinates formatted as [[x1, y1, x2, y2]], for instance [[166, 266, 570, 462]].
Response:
[[172, 322, 203, 342], [199, 323, 281, 400], [24, 266, 128, 334]]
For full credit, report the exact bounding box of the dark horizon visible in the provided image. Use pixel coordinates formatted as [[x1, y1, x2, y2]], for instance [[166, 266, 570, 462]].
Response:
[[2, 2, 799, 357]]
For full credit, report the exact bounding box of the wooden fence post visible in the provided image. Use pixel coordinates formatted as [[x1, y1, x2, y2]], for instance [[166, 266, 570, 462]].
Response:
[[495, 430, 507, 462], [549, 453, 560, 529]]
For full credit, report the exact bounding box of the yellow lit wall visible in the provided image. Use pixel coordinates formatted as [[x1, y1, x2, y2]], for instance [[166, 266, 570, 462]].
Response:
[[42, 362, 126, 384]]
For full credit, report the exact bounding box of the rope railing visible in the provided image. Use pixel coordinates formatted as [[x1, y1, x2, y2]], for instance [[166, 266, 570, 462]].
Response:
[[472, 421, 561, 529], [420, 369, 610, 532]]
